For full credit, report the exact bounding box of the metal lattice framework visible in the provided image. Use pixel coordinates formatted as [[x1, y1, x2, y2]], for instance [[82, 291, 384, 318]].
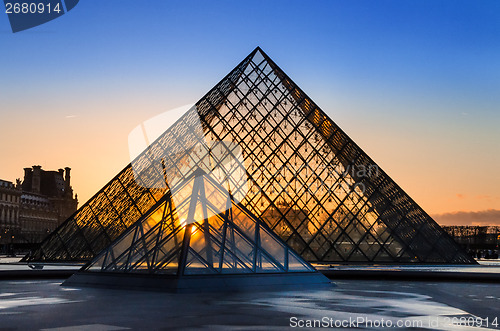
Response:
[[24, 47, 475, 264], [84, 170, 314, 275]]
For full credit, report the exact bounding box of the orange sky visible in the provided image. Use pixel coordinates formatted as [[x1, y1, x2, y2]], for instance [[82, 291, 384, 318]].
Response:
[[1, 92, 499, 227]]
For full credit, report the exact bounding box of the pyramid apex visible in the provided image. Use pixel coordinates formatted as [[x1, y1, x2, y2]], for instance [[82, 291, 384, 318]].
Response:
[[250, 46, 264, 57]]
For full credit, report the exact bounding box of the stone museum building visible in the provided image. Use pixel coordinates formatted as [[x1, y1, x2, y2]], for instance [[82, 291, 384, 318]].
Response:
[[0, 166, 78, 250]]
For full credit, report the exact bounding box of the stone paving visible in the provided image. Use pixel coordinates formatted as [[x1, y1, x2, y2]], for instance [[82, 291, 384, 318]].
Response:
[[1, 279, 500, 330]]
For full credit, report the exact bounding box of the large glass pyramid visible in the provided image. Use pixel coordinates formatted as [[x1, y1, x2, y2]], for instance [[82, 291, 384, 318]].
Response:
[[24, 47, 475, 264]]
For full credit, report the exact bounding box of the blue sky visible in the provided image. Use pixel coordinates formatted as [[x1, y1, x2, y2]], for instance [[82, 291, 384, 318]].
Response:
[[0, 0, 499, 220]]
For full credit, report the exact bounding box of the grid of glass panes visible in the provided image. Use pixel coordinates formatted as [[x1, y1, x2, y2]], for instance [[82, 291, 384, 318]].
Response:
[[26, 48, 474, 264], [199, 50, 473, 263]]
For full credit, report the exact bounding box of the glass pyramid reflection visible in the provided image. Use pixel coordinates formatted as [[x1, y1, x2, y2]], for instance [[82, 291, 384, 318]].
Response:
[[25, 47, 475, 264]]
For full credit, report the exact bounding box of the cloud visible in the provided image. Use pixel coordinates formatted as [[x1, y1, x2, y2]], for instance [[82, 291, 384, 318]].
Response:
[[431, 209, 500, 226], [475, 195, 493, 200]]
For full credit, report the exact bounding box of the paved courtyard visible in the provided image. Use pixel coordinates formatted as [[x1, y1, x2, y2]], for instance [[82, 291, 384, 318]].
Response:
[[1, 279, 500, 330]]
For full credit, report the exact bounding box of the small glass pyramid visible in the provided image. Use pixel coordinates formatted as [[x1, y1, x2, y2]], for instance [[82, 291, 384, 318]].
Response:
[[64, 169, 329, 292], [84, 170, 314, 276]]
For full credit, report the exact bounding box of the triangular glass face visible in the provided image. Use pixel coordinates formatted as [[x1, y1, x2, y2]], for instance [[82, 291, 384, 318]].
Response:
[[288, 251, 313, 272], [184, 250, 215, 275], [27, 48, 475, 265], [86, 198, 185, 275], [256, 251, 282, 273], [83, 172, 316, 276]]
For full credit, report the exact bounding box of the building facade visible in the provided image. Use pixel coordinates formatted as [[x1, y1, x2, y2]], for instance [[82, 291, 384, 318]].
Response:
[[0, 179, 21, 248], [19, 166, 78, 244], [0, 166, 78, 252], [444, 225, 500, 256]]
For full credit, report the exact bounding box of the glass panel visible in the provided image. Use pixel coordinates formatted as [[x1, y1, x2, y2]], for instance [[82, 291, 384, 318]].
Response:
[[259, 227, 286, 268], [255, 251, 282, 273], [288, 251, 313, 272], [154, 252, 180, 275], [104, 251, 129, 272], [87, 253, 106, 272], [184, 250, 215, 275], [221, 249, 251, 274], [127, 239, 150, 271], [224, 226, 254, 270], [188, 223, 212, 268], [232, 206, 256, 239], [348, 248, 368, 262], [110, 229, 136, 262]]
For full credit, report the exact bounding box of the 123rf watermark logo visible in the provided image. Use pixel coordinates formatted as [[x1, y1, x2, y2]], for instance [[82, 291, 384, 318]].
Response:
[[3, 0, 79, 32]]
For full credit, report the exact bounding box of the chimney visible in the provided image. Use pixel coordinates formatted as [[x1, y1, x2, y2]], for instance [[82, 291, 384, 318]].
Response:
[[32, 165, 41, 194], [23, 167, 32, 183], [58, 168, 64, 175], [64, 167, 71, 192]]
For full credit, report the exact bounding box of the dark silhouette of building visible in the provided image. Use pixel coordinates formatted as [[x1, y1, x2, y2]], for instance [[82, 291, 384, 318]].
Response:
[[443, 226, 500, 255], [0, 179, 21, 251], [18, 166, 78, 244], [1, 166, 78, 253]]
